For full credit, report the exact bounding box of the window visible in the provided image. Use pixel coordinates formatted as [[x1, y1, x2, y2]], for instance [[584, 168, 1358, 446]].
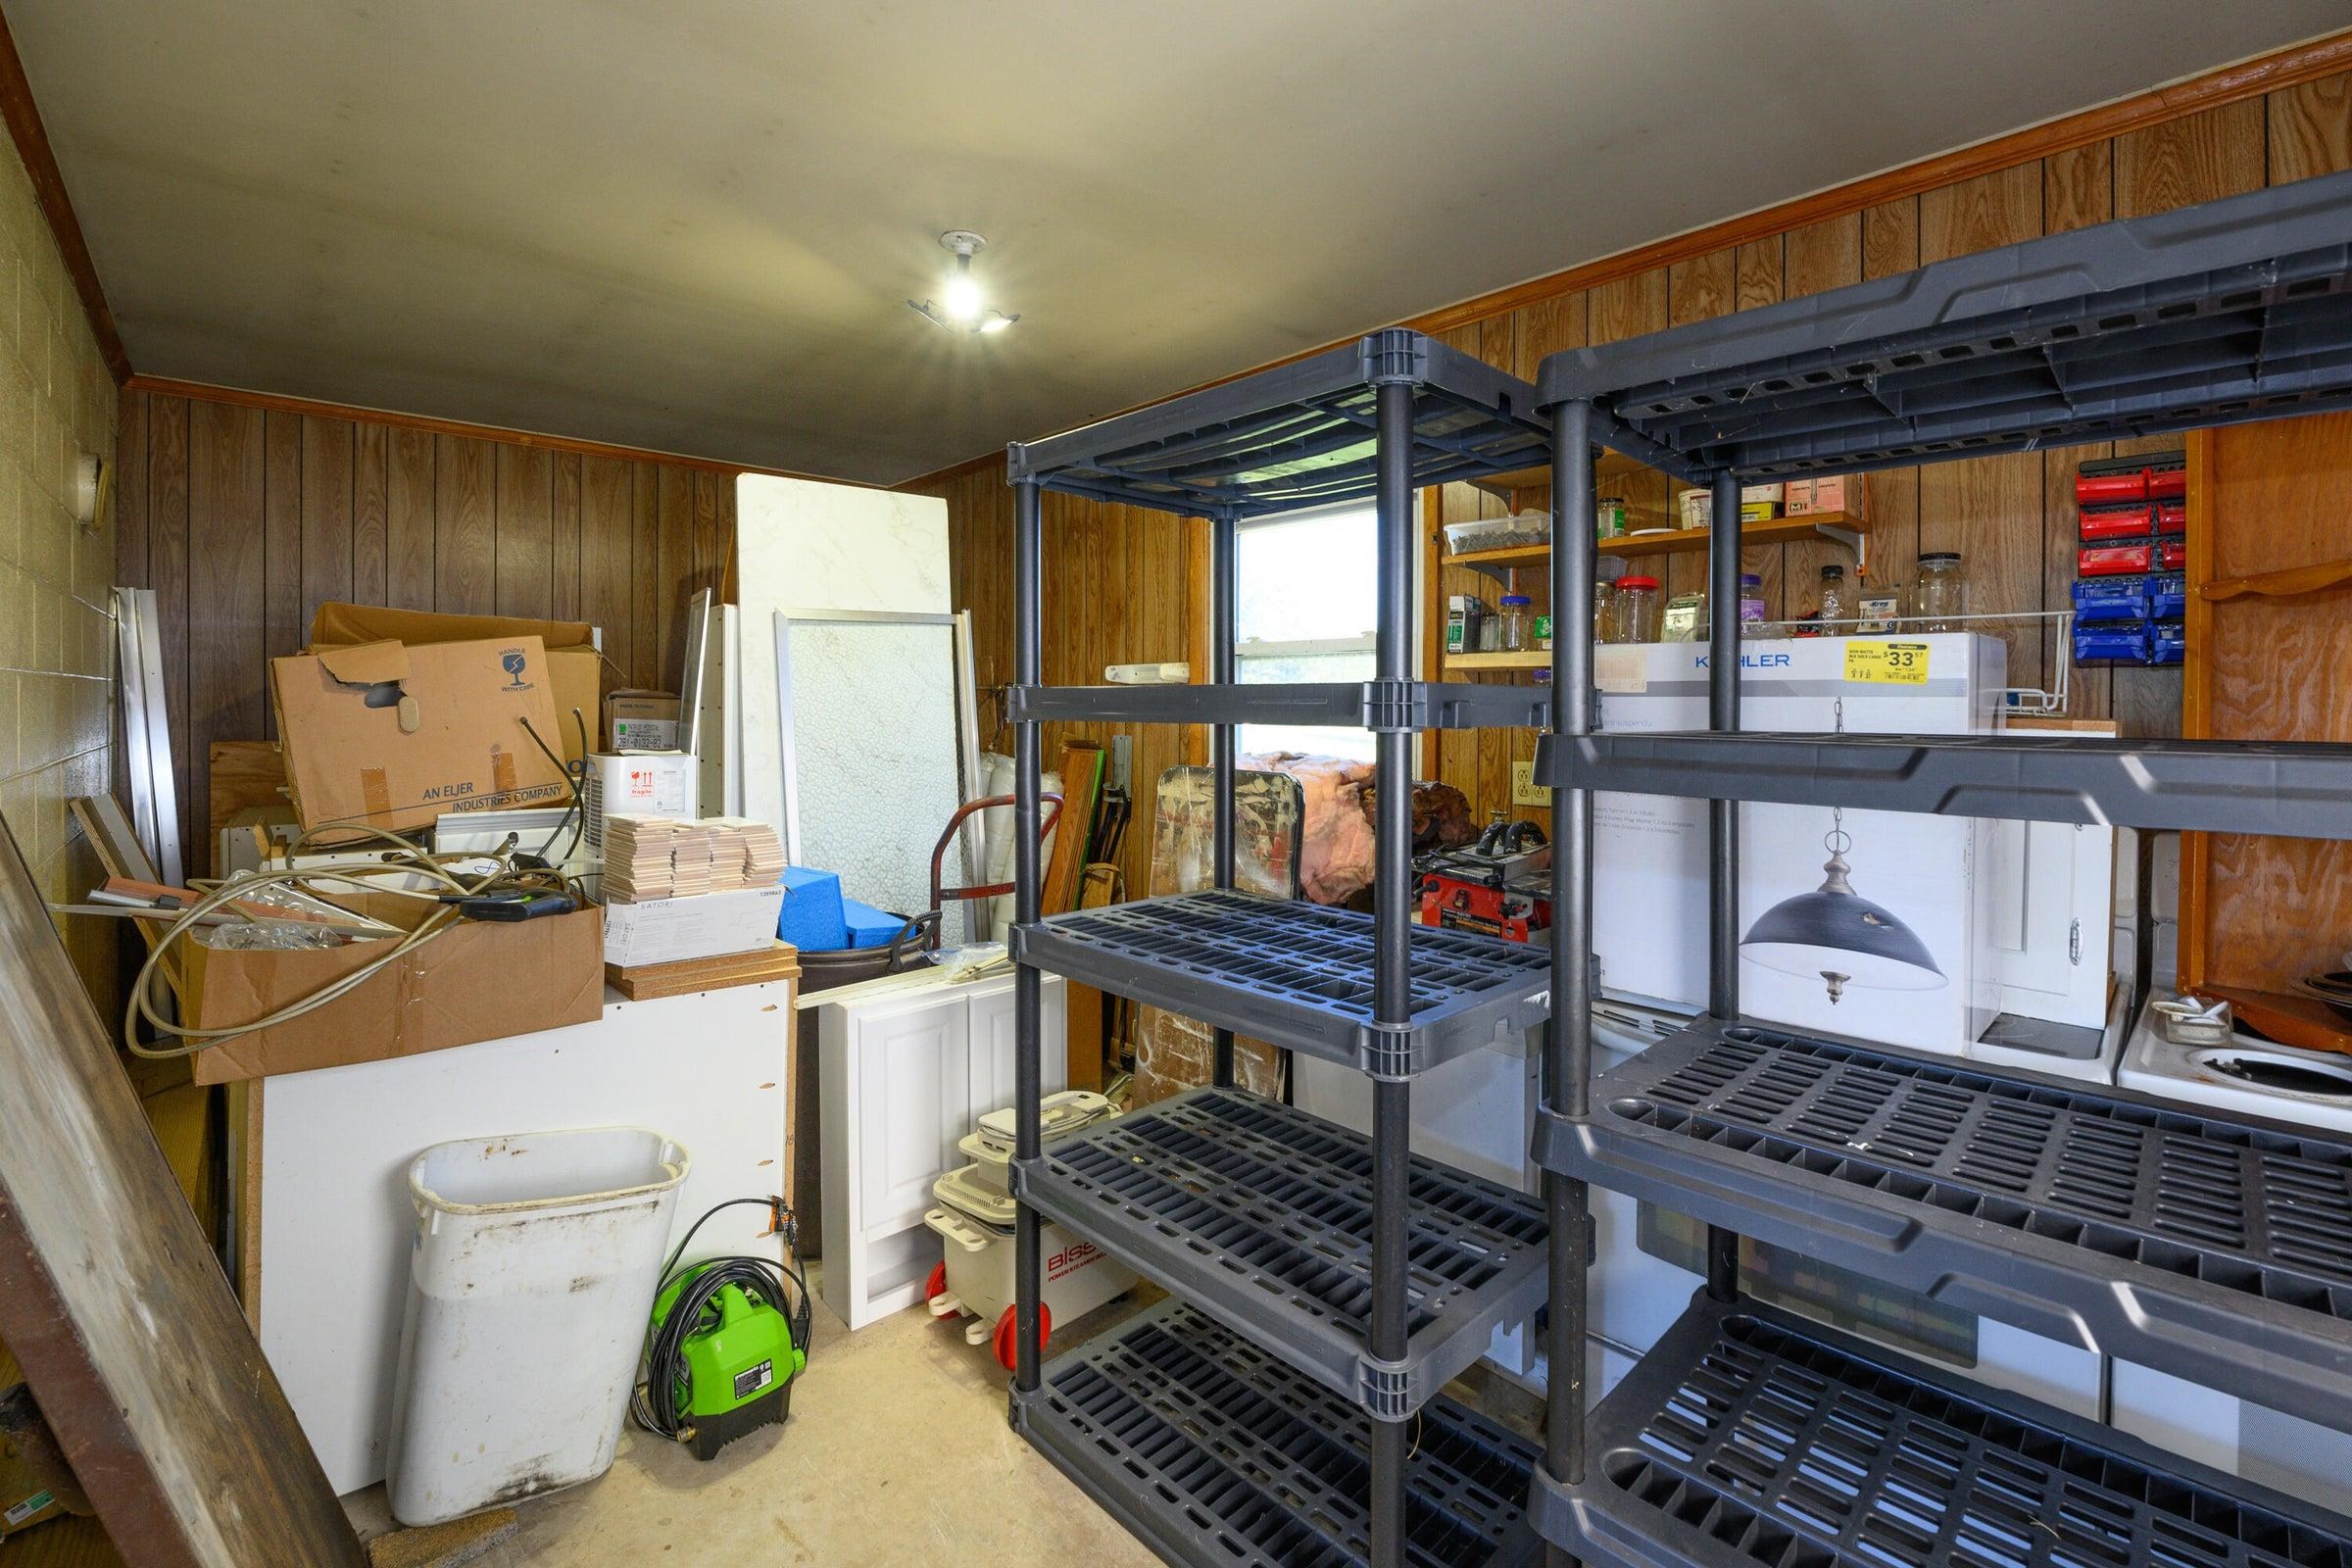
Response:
[[1234, 503, 1384, 761]]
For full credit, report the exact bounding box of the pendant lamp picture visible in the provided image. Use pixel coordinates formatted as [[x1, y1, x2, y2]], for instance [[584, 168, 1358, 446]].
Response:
[[1740, 805, 1945, 1004]]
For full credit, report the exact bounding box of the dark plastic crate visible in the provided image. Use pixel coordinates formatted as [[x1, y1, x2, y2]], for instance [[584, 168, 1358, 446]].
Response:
[[1008, 889, 1553, 1076], [1013, 1298, 1542, 1568], [1530, 1291, 2352, 1568], [1011, 1087, 1547, 1417], [1535, 1015, 2352, 1432], [1534, 730, 2352, 839]]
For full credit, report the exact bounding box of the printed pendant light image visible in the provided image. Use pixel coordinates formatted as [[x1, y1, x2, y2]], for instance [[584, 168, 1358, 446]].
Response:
[[1740, 808, 1944, 1004]]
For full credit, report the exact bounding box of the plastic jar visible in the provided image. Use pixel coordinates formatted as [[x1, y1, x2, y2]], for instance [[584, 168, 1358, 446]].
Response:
[[1495, 593, 1532, 653], [1612, 575, 1662, 644], [1738, 572, 1766, 634], [1910, 552, 1967, 631]]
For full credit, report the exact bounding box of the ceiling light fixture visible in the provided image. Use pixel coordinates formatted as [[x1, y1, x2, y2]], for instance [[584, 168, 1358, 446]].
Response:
[[908, 230, 1018, 335]]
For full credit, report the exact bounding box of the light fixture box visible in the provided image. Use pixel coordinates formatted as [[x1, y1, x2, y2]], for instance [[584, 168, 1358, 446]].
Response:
[[1591, 633, 2007, 1055]]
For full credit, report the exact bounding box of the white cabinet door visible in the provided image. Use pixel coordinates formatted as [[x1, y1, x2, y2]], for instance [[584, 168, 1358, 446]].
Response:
[[856, 996, 969, 1240], [965, 974, 1067, 1122]]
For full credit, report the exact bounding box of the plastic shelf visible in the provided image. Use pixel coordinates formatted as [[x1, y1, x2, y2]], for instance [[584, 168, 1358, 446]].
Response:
[[1535, 166, 2352, 478], [1007, 890, 1552, 1077], [1013, 1299, 1541, 1568], [1536, 1016, 2352, 1432], [1534, 731, 2352, 840], [1008, 679, 1552, 731], [1530, 1292, 2352, 1568], [1007, 328, 1549, 519], [1010, 1087, 1547, 1417]]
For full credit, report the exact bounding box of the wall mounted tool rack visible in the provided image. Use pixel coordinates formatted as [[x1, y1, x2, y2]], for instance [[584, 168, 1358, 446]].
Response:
[[1528, 166, 2352, 1568], [1001, 329, 1564, 1567]]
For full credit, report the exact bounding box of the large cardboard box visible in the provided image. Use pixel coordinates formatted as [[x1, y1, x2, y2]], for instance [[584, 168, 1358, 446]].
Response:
[[605, 689, 681, 751], [310, 603, 608, 769], [270, 635, 571, 833], [184, 893, 605, 1084]]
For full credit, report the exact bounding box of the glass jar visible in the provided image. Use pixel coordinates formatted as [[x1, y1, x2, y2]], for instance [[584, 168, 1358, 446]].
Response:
[[1613, 575, 1662, 644], [1910, 552, 1967, 631], [1495, 593, 1532, 653], [1817, 564, 1847, 632], [1738, 571, 1766, 635], [1593, 575, 1618, 644]]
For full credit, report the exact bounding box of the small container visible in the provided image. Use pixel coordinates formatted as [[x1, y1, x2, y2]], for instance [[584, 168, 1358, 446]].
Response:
[[2158, 538, 2187, 571], [1495, 594, 1532, 653], [1857, 585, 1902, 635], [1535, 612, 1553, 651], [1593, 576, 1618, 643], [1445, 594, 1487, 655], [2081, 542, 2154, 575], [1738, 572, 1766, 634], [1612, 575, 1662, 644], [1478, 611, 1503, 652], [1910, 552, 1967, 631], [2072, 576, 2147, 624], [1679, 489, 1711, 530], [1816, 564, 1847, 631], [1595, 497, 1629, 540], [1662, 592, 1707, 643]]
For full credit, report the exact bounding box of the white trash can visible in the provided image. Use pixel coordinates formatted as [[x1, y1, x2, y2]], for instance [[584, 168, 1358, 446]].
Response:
[[385, 1127, 689, 1526]]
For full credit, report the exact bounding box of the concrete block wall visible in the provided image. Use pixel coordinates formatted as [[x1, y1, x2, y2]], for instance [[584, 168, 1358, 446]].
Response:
[[0, 127, 120, 1004]]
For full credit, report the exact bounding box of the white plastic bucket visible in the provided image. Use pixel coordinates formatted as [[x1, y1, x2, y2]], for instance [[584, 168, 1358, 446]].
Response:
[[385, 1127, 689, 1526]]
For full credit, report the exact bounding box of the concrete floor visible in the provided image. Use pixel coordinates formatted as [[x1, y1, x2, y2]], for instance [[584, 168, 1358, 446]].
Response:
[[346, 1268, 1158, 1567]]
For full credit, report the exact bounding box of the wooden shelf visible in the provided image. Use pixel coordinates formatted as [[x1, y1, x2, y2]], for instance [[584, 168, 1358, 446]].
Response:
[[1440, 514, 1870, 580], [1471, 451, 1655, 496], [1444, 651, 1549, 671]]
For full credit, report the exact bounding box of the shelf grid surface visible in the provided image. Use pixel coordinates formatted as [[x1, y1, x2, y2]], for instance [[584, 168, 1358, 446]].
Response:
[[1008, 330, 1547, 518], [1015, 1298, 1540, 1568], [1538, 1017, 2352, 1429], [1013, 1087, 1547, 1416], [1533, 1294, 2352, 1568], [1009, 889, 1553, 1075], [1534, 166, 2352, 478], [1533, 731, 2352, 840]]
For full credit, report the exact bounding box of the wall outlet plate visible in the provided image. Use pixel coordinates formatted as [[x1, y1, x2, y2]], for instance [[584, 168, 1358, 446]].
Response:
[[1511, 760, 1550, 808]]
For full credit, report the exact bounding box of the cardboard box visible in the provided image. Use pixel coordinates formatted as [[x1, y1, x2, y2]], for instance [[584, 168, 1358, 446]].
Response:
[[585, 752, 698, 849], [270, 635, 571, 834], [184, 892, 605, 1084], [606, 690, 681, 751], [604, 885, 786, 967], [310, 603, 608, 770], [1786, 474, 1869, 517]]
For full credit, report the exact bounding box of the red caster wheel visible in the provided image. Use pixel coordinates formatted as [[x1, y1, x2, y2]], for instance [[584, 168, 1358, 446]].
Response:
[[924, 1261, 950, 1314], [993, 1302, 1052, 1371]]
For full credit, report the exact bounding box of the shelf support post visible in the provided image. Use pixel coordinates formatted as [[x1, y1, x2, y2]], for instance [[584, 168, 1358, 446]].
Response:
[[1367, 375, 1415, 1568], [1544, 399, 1597, 1550], [1211, 508, 1239, 1089], [1012, 473, 1047, 1393], [1705, 468, 1743, 1304]]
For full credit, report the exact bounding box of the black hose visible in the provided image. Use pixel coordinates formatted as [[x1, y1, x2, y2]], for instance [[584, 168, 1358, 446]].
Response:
[[630, 1199, 813, 1441]]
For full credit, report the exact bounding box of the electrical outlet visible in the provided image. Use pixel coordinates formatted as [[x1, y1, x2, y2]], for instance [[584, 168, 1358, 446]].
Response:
[[1511, 760, 1550, 808]]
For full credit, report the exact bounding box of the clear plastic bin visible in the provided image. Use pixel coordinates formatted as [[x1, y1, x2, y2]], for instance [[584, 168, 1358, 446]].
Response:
[[385, 1128, 689, 1526], [1442, 510, 1550, 556]]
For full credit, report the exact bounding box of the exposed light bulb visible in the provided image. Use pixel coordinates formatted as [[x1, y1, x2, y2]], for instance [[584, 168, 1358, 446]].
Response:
[[943, 270, 983, 321], [979, 312, 1014, 333]]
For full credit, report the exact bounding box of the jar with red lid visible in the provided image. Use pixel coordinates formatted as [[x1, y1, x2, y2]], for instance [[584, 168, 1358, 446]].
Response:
[[1611, 575, 1662, 643]]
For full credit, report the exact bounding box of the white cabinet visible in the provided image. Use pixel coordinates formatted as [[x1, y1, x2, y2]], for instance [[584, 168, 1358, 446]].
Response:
[[818, 973, 1064, 1330]]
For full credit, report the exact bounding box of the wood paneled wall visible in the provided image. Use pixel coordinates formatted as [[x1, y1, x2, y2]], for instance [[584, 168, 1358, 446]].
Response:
[[113, 388, 736, 873], [936, 462, 1202, 900], [931, 73, 2352, 842]]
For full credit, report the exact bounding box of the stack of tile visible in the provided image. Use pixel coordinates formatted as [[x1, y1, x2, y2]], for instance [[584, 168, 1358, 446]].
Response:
[[668, 830, 714, 898], [705, 816, 786, 891], [601, 816, 682, 902]]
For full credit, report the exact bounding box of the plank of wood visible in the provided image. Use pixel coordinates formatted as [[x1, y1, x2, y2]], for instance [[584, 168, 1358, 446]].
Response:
[[493, 443, 553, 621], [2269, 70, 2352, 182], [1041, 742, 1104, 917], [579, 455, 635, 683], [300, 416, 355, 625], [352, 423, 388, 607], [2115, 98, 2265, 218], [604, 943, 801, 1002], [204, 741, 287, 854], [383, 426, 435, 611], [188, 401, 267, 881], [0, 820, 366, 1566], [431, 434, 496, 615], [551, 452, 580, 622]]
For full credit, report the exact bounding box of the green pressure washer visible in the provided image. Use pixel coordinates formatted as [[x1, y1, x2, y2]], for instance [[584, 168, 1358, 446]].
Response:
[[632, 1200, 813, 1461]]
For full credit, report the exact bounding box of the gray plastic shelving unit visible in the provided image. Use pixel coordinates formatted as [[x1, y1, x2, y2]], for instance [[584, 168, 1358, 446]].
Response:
[[1011, 1087, 1547, 1417], [1011, 1299, 1542, 1568], [1525, 167, 2352, 1567], [1009, 890, 1552, 1076], [1537, 1015, 2352, 1432], [1000, 328, 1556, 1568], [1532, 1292, 2352, 1568]]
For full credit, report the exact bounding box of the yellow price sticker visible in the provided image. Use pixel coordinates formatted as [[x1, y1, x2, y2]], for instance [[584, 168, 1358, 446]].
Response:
[[1844, 640, 1930, 684]]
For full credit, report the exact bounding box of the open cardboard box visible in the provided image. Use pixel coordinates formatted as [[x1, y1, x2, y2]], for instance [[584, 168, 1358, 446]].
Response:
[[182, 889, 604, 1084], [310, 602, 610, 770]]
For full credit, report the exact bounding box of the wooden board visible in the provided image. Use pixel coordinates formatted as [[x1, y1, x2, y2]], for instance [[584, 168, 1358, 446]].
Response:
[[604, 942, 801, 1001], [0, 820, 364, 1565], [203, 741, 286, 869]]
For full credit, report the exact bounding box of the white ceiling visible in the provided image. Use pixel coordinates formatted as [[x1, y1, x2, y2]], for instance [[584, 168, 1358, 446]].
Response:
[[11, 2, 2350, 484]]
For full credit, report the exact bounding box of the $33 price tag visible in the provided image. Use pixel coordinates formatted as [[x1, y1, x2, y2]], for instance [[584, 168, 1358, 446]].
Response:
[[1843, 640, 1930, 684]]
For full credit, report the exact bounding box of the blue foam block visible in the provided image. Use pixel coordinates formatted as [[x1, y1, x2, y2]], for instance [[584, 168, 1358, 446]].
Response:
[[840, 897, 911, 950], [775, 865, 848, 952]]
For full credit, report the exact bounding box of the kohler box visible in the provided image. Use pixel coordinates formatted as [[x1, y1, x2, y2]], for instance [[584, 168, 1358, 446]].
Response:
[[1592, 634, 2005, 1055]]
